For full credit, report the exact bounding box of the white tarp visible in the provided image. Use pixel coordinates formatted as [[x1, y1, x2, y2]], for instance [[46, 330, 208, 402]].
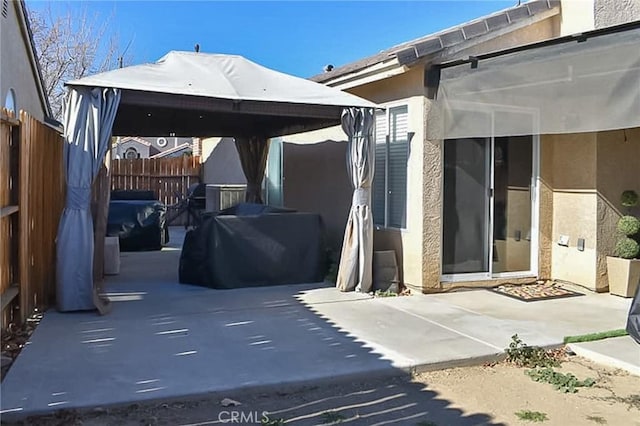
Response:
[[436, 25, 640, 139], [336, 108, 375, 293], [67, 51, 376, 109], [56, 87, 120, 312]]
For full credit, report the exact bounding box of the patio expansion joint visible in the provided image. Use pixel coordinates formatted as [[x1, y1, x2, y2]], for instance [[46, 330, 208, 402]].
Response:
[[380, 302, 505, 352]]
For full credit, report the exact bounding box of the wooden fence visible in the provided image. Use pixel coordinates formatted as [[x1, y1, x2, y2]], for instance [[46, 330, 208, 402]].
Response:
[[111, 156, 202, 207], [1, 110, 64, 327]]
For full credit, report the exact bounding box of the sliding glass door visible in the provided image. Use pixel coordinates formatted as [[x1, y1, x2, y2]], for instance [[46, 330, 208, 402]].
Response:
[[442, 129, 537, 281], [442, 137, 491, 277]]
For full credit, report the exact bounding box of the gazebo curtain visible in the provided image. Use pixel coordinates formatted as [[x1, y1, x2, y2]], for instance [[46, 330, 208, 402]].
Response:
[[56, 87, 121, 312], [234, 136, 270, 204], [336, 107, 375, 292]]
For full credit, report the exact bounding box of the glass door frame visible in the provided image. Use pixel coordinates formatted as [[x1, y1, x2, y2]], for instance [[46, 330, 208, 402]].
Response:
[[440, 105, 540, 283]]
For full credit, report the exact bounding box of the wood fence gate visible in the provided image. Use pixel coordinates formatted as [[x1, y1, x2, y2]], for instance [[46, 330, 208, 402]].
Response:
[[1, 110, 64, 327]]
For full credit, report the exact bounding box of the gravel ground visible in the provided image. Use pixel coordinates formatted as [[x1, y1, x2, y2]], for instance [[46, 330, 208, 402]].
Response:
[[2, 355, 638, 426]]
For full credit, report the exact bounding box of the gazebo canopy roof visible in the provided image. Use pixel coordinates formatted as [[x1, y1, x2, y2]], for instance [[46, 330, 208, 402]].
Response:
[[66, 51, 378, 138]]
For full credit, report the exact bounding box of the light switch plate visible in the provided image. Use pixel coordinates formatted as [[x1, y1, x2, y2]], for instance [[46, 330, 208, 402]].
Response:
[[558, 235, 570, 246]]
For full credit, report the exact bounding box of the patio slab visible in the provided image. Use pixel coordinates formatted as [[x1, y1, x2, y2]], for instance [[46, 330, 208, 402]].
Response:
[[0, 228, 634, 418], [568, 336, 640, 376]]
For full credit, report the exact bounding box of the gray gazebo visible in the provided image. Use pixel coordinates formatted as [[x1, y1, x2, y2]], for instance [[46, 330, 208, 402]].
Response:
[[57, 51, 378, 312]]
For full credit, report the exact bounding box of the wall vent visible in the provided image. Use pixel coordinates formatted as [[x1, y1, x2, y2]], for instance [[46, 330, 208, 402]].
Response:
[[2, 0, 9, 18]]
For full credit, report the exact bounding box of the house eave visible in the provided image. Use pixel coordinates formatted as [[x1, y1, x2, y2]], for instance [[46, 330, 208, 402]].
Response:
[[322, 60, 409, 90], [16, 0, 53, 120]]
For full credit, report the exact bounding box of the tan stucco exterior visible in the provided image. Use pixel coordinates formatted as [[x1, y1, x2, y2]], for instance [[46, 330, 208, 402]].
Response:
[[284, 2, 638, 294], [538, 129, 640, 292], [0, 0, 47, 120]]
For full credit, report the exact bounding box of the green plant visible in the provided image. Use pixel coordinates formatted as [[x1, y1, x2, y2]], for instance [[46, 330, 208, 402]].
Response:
[[505, 334, 560, 368], [374, 289, 398, 297], [563, 329, 628, 344], [515, 410, 548, 422], [614, 237, 640, 259], [621, 190, 639, 208], [416, 421, 438, 426], [321, 411, 346, 424], [261, 414, 285, 426], [526, 367, 595, 393], [586, 416, 607, 424], [617, 215, 640, 236]]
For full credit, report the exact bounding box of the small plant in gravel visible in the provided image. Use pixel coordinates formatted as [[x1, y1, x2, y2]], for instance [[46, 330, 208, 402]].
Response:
[[586, 415, 607, 424], [321, 410, 346, 424], [374, 289, 398, 297], [261, 414, 285, 425], [526, 367, 595, 393], [515, 410, 548, 422], [505, 334, 560, 368]]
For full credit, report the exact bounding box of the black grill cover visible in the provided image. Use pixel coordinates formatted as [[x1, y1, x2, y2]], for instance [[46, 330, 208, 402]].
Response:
[[179, 205, 325, 289], [107, 200, 167, 251]]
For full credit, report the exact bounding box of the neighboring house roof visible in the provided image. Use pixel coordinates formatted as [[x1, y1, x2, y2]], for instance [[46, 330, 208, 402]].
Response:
[[15, 0, 53, 121], [150, 143, 192, 158], [114, 136, 152, 147], [311, 0, 560, 85]]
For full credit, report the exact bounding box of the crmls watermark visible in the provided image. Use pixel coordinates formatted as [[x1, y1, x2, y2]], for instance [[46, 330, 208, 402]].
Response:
[[218, 410, 270, 424]]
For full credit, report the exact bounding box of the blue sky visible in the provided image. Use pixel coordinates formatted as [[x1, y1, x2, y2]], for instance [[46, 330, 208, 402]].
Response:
[[27, 1, 517, 78]]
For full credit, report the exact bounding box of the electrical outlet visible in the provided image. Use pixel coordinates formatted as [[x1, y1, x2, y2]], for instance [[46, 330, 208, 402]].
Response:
[[577, 238, 585, 251]]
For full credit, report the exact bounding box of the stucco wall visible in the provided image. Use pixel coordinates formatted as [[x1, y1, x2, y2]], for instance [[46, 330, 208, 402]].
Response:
[[282, 140, 352, 253], [596, 128, 640, 290], [545, 133, 600, 290], [453, 18, 561, 59], [201, 137, 246, 185], [0, 1, 46, 120], [594, 0, 640, 28], [542, 129, 640, 292]]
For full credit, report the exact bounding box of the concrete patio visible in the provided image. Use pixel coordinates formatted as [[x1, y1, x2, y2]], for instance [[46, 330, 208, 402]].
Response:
[[0, 228, 635, 418]]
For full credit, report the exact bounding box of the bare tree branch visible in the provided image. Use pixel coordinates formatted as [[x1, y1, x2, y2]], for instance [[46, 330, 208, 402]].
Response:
[[28, 4, 130, 120]]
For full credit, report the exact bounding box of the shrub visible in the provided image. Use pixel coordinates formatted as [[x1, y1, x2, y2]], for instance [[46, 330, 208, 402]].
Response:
[[615, 237, 640, 259], [621, 190, 639, 208], [617, 215, 640, 237]]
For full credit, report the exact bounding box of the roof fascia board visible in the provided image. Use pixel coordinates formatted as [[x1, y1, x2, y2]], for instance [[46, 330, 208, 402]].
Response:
[[325, 60, 409, 90], [431, 8, 560, 63]]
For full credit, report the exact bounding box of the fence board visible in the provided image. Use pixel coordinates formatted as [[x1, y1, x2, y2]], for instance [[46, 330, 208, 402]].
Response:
[[111, 156, 201, 219]]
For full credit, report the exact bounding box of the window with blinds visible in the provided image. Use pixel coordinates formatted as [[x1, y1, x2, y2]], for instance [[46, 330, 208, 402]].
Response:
[[373, 105, 408, 229]]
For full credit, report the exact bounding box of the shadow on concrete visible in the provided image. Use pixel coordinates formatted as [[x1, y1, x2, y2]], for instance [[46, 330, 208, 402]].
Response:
[[1, 228, 503, 425]]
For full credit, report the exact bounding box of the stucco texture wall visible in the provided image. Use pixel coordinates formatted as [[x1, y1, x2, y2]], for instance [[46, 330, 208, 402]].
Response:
[[594, 0, 640, 28], [595, 128, 640, 290], [542, 128, 640, 292], [0, 1, 46, 120], [546, 133, 600, 290]]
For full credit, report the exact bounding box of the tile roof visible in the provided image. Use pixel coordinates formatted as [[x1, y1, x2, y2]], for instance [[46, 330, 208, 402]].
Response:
[[311, 0, 559, 83]]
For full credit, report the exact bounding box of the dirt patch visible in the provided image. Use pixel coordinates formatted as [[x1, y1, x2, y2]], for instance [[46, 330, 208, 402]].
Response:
[[3, 355, 638, 426], [1, 313, 43, 382], [416, 357, 640, 426]]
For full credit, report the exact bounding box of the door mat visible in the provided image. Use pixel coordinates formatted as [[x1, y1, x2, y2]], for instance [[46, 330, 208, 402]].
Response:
[[489, 282, 584, 302]]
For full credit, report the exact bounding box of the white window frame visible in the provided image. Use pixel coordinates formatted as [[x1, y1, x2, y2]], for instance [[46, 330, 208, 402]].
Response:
[[373, 103, 409, 230]]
